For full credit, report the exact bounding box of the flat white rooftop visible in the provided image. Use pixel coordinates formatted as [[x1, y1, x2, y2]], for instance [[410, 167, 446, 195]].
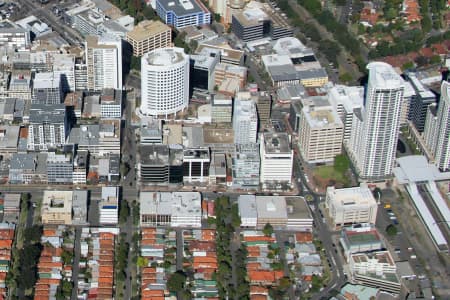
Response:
[[33, 72, 60, 89], [327, 185, 376, 207], [140, 192, 201, 223], [145, 47, 187, 66], [238, 195, 257, 219], [303, 103, 343, 129], [255, 196, 288, 220], [367, 61, 404, 90], [328, 85, 364, 111]]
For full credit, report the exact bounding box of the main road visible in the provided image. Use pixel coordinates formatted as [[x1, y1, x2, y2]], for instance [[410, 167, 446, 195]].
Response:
[[19, 0, 84, 46], [291, 146, 347, 299], [0, 184, 138, 203]]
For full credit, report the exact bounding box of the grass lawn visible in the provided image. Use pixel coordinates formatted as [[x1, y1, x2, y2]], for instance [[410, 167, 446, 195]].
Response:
[[313, 166, 346, 182]]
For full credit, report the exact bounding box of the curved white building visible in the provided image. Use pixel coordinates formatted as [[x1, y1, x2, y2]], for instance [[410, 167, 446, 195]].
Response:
[[140, 47, 190, 117]]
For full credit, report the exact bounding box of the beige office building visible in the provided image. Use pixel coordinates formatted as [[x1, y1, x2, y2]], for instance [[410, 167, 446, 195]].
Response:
[[298, 97, 344, 164], [41, 191, 73, 225], [126, 20, 172, 57], [325, 184, 378, 229]]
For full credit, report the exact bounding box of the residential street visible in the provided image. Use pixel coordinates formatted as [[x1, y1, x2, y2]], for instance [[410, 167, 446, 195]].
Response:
[[71, 227, 82, 300], [122, 209, 134, 299]]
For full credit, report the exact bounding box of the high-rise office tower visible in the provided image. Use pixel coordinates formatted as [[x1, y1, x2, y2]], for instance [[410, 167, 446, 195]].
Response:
[[260, 132, 293, 185], [85, 35, 122, 91], [233, 93, 258, 144], [28, 103, 67, 152], [432, 81, 450, 171], [140, 47, 190, 118], [349, 62, 404, 180], [32, 72, 63, 104]]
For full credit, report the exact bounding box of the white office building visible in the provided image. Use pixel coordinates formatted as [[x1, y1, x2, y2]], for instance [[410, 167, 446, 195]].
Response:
[[0, 20, 30, 50], [260, 132, 293, 186], [32, 72, 63, 105], [325, 184, 378, 229], [99, 186, 119, 225], [85, 35, 122, 91], [348, 62, 404, 180], [349, 251, 401, 294], [183, 148, 210, 183], [328, 85, 364, 141], [431, 81, 450, 171], [52, 54, 76, 92], [233, 93, 258, 144], [140, 47, 190, 118], [140, 192, 202, 227], [238, 195, 258, 227]]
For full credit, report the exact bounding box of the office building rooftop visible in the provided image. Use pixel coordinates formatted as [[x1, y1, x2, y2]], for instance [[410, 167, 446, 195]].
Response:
[[140, 144, 169, 165], [255, 196, 288, 220], [140, 191, 202, 220], [33, 72, 60, 90], [10, 153, 35, 170], [238, 195, 257, 220], [127, 20, 170, 41], [42, 190, 73, 215], [158, 0, 209, 16], [29, 103, 66, 123], [0, 125, 20, 150], [303, 99, 343, 128], [327, 184, 376, 207], [145, 47, 187, 66], [262, 132, 291, 154], [285, 196, 312, 220]]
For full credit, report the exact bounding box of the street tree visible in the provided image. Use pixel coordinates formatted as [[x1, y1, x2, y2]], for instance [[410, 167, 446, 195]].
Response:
[[263, 223, 274, 237], [167, 271, 187, 292]]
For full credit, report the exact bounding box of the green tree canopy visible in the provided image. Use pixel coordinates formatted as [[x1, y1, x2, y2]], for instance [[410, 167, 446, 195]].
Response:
[[167, 271, 187, 292], [386, 224, 397, 236], [339, 73, 353, 84], [137, 256, 149, 268], [334, 154, 350, 173], [263, 223, 274, 237]]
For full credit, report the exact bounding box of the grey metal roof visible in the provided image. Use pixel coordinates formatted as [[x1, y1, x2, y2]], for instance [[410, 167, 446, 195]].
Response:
[[285, 196, 312, 219], [91, 0, 114, 12], [109, 154, 120, 174], [68, 125, 100, 146], [297, 68, 328, 79], [267, 64, 297, 81], [101, 19, 128, 33], [10, 153, 35, 170], [238, 195, 257, 219], [29, 103, 65, 123], [277, 84, 306, 100]]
